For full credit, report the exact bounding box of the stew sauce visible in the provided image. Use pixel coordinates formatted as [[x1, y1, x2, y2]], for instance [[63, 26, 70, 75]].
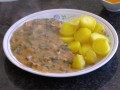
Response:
[[11, 19, 77, 73]]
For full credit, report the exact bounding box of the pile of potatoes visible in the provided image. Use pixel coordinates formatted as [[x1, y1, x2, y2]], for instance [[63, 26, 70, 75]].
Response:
[[59, 15, 110, 70]]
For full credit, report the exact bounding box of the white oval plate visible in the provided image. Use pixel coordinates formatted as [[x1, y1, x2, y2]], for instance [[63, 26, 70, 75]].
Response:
[[3, 9, 118, 77]]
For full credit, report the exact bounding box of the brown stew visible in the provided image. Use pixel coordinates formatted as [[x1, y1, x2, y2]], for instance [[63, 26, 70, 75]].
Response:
[[10, 18, 77, 73]]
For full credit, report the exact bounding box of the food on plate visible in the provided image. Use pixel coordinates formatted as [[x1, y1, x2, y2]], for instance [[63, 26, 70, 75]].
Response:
[[11, 19, 77, 73], [72, 54, 85, 69], [79, 15, 96, 31], [74, 28, 91, 43], [60, 37, 74, 44], [92, 38, 110, 56], [60, 22, 77, 36], [70, 18, 80, 29], [68, 41, 81, 53], [84, 49, 97, 65], [94, 23, 105, 34], [79, 43, 92, 55], [90, 32, 109, 42], [60, 15, 110, 70], [11, 14, 111, 73]]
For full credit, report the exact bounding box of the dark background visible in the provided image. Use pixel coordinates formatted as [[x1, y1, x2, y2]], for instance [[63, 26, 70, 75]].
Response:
[[0, 0, 120, 90]]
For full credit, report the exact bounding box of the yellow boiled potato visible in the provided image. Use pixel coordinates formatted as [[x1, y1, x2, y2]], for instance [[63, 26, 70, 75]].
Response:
[[61, 37, 74, 44], [72, 54, 85, 69], [70, 18, 80, 28], [92, 38, 110, 56], [90, 32, 109, 42], [84, 49, 97, 65], [74, 28, 91, 43], [94, 23, 105, 34], [79, 15, 96, 32], [79, 43, 92, 55], [60, 22, 77, 36], [68, 41, 81, 53]]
